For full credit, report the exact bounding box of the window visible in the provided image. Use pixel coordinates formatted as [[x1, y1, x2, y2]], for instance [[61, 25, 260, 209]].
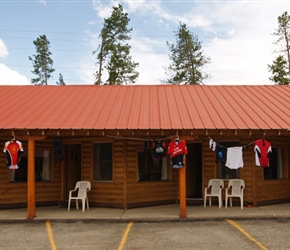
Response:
[[264, 148, 284, 180], [93, 143, 113, 181], [138, 150, 168, 181], [216, 141, 239, 179], [12, 149, 51, 182]]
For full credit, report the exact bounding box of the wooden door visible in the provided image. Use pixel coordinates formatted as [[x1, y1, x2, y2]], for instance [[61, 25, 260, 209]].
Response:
[[65, 144, 81, 200], [186, 143, 202, 198]]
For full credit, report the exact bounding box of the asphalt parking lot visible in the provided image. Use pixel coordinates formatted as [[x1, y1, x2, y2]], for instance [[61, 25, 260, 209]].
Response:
[[0, 218, 289, 250]]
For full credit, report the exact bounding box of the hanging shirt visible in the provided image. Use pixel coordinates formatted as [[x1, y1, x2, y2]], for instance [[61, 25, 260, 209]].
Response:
[[225, 147, 244, 169], [215, 145, 227, 163], [167, 140, 188, 157], [254, 139, 272, 167], [152, 140, 167, 159], [209, 138, 216, 151], [3, 139, 24, 170], [53, 138, 64, 160], [168, 140, 188, 168]]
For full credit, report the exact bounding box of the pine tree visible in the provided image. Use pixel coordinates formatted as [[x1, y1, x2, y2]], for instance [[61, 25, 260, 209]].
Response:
[[162, 22, 210, 84], [268, 11, 290, 85], [56, 73, 65, 85], [93, 4, 139, 85], [29, 34, 55, 85], [268, 55, 290, 85]]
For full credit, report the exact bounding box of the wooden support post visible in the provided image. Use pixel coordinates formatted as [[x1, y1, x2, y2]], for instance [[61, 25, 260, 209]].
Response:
[[27, 139, 36, 220], [179, 164, 187, 218]]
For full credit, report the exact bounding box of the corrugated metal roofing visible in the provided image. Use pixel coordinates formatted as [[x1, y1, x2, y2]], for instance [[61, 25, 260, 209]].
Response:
[[0, 85, 289, 130]]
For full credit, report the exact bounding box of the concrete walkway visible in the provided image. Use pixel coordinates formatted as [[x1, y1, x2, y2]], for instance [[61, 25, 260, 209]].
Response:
[[1, 203, 290, 222]]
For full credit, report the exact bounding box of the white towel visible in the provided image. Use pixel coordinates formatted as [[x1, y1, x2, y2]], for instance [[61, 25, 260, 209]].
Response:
[[225, 147, 244, 169]]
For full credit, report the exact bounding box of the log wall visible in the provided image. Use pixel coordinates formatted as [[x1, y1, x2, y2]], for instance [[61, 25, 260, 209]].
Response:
[[202, 136, 290, 206], [125, 140, 178, 208], [88, 138, 178, 208], [0, 139, 61, 207], [0, 132, 289, 209], [253, 137, 290, 205]]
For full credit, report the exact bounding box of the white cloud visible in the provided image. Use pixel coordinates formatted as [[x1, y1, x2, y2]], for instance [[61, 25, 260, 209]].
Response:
[[203, 33, 274, 85], [125, 1, 212, 30], [77, 59, 96, 84], [0, 40, 29, 85], [0, 64, 31, 85], [0, 39, 9, 58], [125, 0, 161, 14], [131, 37, 169, 84], [39, 0, 47, 6], [136, 54, 168, 84], [92, 0, 118, 18]]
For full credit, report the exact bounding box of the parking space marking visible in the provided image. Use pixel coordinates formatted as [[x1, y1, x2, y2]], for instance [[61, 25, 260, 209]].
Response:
[[118, 222, 133, 250], [226, 219, 268, 250], [46, 220, 57, 250]]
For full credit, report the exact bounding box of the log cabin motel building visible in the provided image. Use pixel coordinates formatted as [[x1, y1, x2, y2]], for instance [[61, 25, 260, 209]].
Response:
[[0, 85, 289, 219]]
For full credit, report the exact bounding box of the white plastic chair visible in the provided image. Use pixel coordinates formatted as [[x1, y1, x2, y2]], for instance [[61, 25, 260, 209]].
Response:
[[68, 181, 91, 212], [204, 179, 224, 209], [225, 179, 245, 210]]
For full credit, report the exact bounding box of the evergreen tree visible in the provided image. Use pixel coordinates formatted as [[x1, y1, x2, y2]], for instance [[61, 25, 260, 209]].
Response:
[[56, 73, 65, 85], [268, 11, 290, 85], [29, 34, 55, 85], [268, 55, 290, 85], [93, 4, 139, 85], [162, 22, 210, 84]]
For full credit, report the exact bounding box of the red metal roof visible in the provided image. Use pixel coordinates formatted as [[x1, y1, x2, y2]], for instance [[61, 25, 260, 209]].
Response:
[[0, 85, 289, 130]]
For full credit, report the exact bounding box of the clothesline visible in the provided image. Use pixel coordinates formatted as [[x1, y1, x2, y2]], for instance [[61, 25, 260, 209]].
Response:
[[106, 134, 258, 149], [105, 135, 178, 141], [106, 135, 201, 143], [209, 136, 272, 169], [208, 137, 258, 149]]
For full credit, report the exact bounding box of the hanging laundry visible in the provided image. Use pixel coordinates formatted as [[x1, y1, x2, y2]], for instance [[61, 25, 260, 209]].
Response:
[[170, 154, 185, 169], [3, 137, 24, 170], [209, 138, 216, 151], [254, 138, 272, 167], [152, 140, 167, 159], [53, 137, 64, 161], [167, 138, 188, 168], [215, 145, 227, 163], [225, 147, 244, 169]]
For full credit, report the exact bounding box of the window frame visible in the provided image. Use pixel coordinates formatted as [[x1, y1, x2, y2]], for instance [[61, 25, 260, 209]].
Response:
[[137, 148, 169, 182], [263, 147, 286, 180], [93, 142, 113, 182], [216, 141, 240, 180], [12, 148, 52, 182]]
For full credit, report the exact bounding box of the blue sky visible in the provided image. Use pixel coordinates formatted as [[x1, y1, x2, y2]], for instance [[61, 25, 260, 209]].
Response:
[[0, 0, 289, 85]]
